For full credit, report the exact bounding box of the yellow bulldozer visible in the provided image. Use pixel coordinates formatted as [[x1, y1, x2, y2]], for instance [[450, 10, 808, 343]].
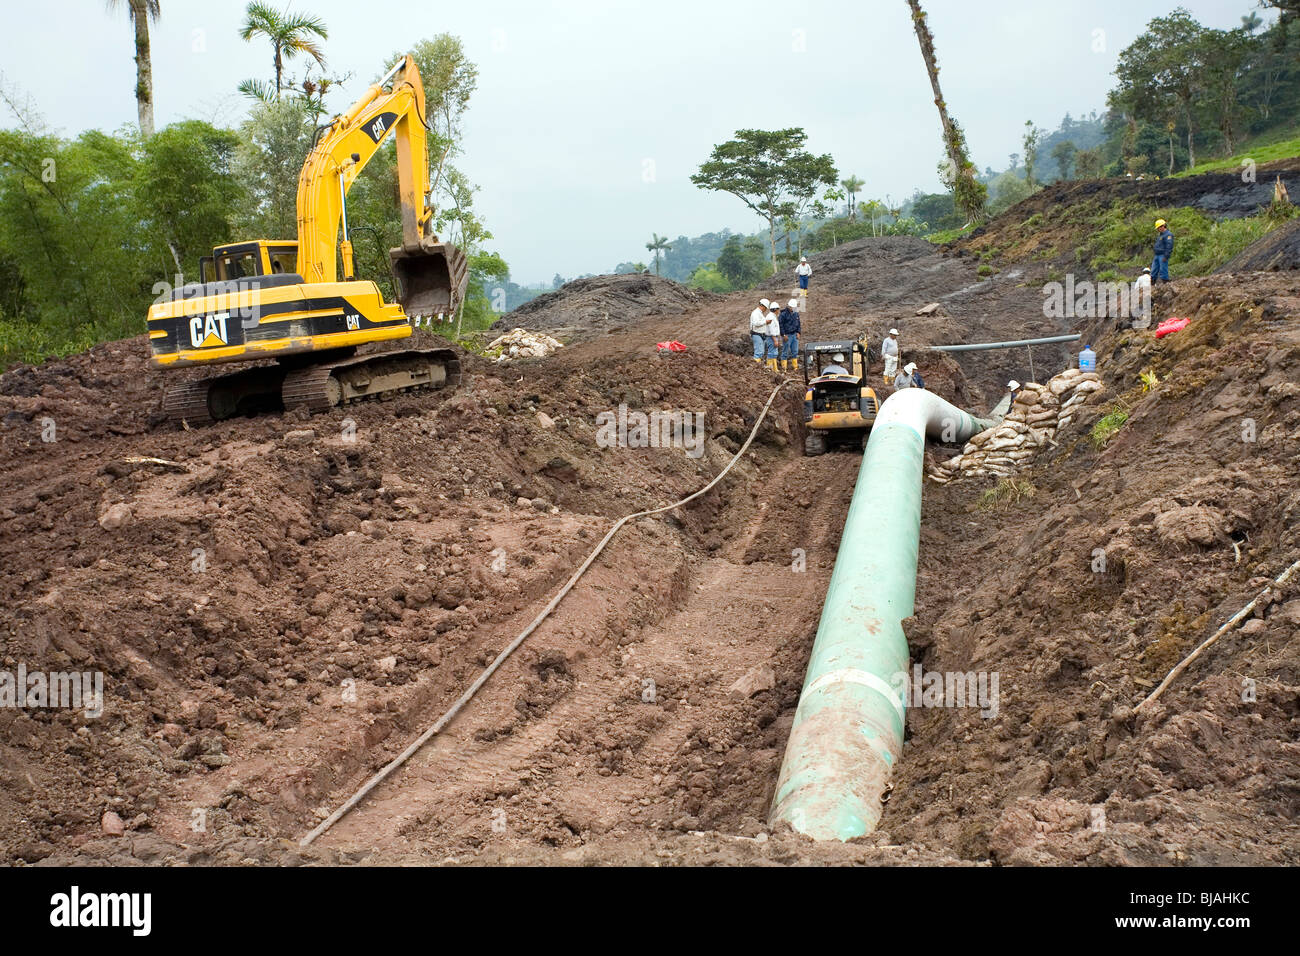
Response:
[[147, 56, 468, 424], [800, 338, 881, 455]]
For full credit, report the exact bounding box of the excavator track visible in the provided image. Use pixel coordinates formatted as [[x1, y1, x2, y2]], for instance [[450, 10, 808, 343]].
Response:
[[282, 348, 461, 414], [164, 348, 462, 426], [163, 367, 288, 426]]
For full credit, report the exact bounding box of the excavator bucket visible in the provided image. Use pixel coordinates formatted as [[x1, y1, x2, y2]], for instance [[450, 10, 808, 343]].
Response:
[[390, 238, 469, 318]]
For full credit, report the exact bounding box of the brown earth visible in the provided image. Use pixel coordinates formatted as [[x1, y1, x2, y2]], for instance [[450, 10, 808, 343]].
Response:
[[0, 230, 1296, 867]]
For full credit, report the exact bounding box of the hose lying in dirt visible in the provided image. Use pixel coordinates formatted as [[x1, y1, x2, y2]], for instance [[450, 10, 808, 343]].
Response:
[[769, 387, 993, 842], [300, 379, 791, 847], [1135, 554, 1300, 714]]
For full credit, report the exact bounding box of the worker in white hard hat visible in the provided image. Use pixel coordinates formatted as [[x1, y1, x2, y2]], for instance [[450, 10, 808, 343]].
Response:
[[764, 299, 783, 372], [1007, 379, 1021, 405], [749, 298, 771, 364], [894, 360, 916, 390], [796, 255, 812, 290], [1131, 266, 1153, 328], [822, 352, 849, 376], [778, 298, 801, 371], [881, 328, 900, 383]]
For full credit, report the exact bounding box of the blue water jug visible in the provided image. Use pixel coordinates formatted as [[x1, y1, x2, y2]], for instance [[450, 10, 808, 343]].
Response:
[[1079, 345, 1096, 372]]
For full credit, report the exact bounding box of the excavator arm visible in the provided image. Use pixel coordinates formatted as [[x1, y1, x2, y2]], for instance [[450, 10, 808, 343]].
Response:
[[295, 55, 466, 315]]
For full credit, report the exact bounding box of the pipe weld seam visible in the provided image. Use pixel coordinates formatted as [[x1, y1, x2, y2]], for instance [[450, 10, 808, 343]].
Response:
[[803, 668, 906, 721]]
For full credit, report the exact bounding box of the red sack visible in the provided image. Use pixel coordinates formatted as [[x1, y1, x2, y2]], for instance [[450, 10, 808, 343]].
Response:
[[1155, 317, 1189, 338], [656, 340, 687, 352]]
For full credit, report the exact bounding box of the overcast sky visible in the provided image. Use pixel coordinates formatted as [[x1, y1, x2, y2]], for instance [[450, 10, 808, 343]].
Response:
[[0, 0, 1264, 283]]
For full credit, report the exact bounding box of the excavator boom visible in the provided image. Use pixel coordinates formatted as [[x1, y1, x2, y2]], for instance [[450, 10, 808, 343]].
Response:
[[296, 55, 467, 316]]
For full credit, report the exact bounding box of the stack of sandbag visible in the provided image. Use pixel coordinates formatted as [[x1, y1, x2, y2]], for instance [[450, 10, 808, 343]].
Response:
[[485, 328, 565, 362], [927, 369, 1104, 484]]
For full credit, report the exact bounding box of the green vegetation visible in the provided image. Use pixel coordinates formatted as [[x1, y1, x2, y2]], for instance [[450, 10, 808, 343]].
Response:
[[977, 478, 1037, 511], [691, 128, 837, 270], [907, 0, 986, 222], [1174, 133, 1300, 176], [1090, 406, 1130, 448], [1081, 203, 1285, 277], [0, 11, 504, 369]]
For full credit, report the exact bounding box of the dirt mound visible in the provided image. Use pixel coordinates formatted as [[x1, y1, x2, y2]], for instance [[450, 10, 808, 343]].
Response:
[[1217, 216, 1300, 273], [974, 158, 1300, 235], [492, 273, 716, 340], [894, 271, 1300, 865], [803, 236, 980, 311]]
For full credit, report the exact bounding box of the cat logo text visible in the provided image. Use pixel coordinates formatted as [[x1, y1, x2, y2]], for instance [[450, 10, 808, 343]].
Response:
[[189, 312, 230, 348]]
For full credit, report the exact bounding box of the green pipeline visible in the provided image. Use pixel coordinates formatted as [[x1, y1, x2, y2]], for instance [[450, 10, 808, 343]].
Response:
[[770, 388, 994, 841]]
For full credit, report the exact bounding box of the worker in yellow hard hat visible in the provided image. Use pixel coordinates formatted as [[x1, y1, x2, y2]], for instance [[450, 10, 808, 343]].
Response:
[[1152, 219, 1173, 283]]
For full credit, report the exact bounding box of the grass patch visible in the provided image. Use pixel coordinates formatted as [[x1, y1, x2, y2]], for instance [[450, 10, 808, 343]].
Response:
[[1081, 203, 1282, 279], [928, 223, 977, 244], [977, 477, 1037, 511], [1174, 134, 1300, 177], [1090, 405, 1130, 448], [0, 316, 133, 370]]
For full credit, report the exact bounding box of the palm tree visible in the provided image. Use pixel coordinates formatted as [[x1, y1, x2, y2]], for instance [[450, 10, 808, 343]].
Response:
[[107, 0, 160, 137], [239, 2, 328, 101], [840, 175, 864, 220], [645, 233, 672, 276], [1241, 11, 1263, 34], [906, 0, 986, 223]]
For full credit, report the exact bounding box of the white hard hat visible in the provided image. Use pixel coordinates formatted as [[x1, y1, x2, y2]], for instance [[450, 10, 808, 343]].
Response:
[[788, 299, 798, 308], [832, 353, 845, 363], [759, 298, 769, 308], [1007, 379, 1020, 390], [904, 362, 917, 373], [889, 328, 899, 335], [800, 256, 807, 262]]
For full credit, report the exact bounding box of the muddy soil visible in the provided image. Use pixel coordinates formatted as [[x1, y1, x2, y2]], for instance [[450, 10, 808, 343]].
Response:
[[0, 232, 1296, 867]]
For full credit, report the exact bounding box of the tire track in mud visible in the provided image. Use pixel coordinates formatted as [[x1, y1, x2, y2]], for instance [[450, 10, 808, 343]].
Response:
[[313, 450, 860, 857]]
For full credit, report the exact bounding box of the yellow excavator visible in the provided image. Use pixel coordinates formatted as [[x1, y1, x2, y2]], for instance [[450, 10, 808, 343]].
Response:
[[147, 55, 468, 423]]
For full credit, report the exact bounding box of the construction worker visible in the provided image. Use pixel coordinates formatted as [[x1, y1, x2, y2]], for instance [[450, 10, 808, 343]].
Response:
[[778, 298, 801, 370], [904, 361, 925, 389], [1152, 219, 1174, 283], [894, 363, 914, 389], [823, 352, 849, 376], [881, 328, 900, 383], [749, 298, 770, 364], [1006, 379, 1021, 405], [796, 256, 812, 290], [1131, 267, 1152, 328], [764, 300, 783, 372]]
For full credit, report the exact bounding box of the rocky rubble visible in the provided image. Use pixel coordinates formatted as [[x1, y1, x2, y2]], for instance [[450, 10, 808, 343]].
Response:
[[485, 328, 565, 362], [928, 369, 1105, 483]]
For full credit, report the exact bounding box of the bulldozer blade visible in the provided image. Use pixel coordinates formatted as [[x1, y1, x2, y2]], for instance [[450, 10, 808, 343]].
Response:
[[390, 238, 469, 318]]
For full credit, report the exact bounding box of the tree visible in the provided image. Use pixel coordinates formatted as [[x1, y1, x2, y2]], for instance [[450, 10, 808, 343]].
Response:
[[400, 34, 479, 203], [107, 0, 160, 138], [645, 233, 671, 275], [1074, 147, 1104, 179], [137, 121, 243, 277], [233, 98, 315, 239], [1241, 11, 1263, 34], [1022, 121, 1044, 187], [1198, 28, 1251, 155], [238, 2, 328, 101], [840, 175, 864, 220], [910, 192, 962, 231], [691, 128, 837, 270], [907, 0, 986, 223], [715, 235, 768, 287], [987, 171, 1033, 215], [1050, 140, 1078, 181], [1111, 9, 1209, 170]]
